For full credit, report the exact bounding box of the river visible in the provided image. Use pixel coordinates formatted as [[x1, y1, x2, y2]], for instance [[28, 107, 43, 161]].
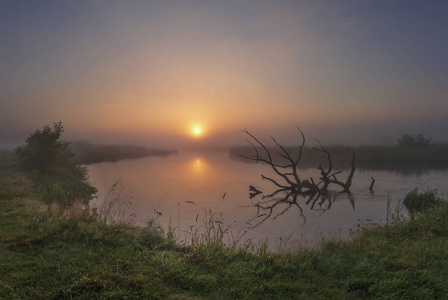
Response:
[[87, 150, 448, 250]]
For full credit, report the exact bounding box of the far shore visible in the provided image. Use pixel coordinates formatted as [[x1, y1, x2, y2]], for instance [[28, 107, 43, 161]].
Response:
[[0, 142, 178, 165], [4, 141, 448, 171], [230, 143, 448, 172]]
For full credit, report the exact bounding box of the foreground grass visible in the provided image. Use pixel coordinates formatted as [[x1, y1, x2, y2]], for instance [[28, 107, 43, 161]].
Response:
[[1, 166, 448, 299]]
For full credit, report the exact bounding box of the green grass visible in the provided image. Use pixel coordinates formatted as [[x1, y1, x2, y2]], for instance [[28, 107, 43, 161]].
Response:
[[1, 158, 448, 299]]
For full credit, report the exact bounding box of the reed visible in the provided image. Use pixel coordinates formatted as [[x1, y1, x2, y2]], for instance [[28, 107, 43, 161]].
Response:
[[181, 201, 249, 249], [386, 195, 405, 225], [95, 180, 136, 225]]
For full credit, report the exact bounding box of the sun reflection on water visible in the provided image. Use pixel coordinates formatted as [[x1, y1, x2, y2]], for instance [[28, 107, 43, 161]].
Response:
[[190, 157, 207, 176]]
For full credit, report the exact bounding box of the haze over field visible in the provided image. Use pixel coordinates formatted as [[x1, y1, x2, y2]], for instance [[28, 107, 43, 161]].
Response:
[[1, 1, 447, 148]]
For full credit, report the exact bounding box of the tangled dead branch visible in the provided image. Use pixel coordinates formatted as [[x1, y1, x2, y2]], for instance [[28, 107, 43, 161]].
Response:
[[313, 139, 356, 193], [240, 127, 356, 195]]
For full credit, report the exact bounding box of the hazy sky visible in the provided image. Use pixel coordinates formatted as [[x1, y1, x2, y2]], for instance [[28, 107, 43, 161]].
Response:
[[1, 0, 447, 148]]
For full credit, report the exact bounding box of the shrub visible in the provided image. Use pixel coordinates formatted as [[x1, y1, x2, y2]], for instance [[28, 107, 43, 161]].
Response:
[[37, 181, 69, 207], [15, 122, 97, 206], [403, 188, 444, 217]]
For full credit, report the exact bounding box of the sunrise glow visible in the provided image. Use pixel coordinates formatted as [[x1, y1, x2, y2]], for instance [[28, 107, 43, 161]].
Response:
[[191, 125, 203, 138], [1, 1, 447, 148]]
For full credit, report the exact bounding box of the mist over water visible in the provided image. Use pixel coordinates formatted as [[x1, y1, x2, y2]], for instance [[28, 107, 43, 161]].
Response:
[[87, 150, 448, 250]]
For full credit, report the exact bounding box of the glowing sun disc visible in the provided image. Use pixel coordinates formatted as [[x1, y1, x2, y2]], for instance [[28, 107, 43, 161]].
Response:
[[192, 126, 203, 137]]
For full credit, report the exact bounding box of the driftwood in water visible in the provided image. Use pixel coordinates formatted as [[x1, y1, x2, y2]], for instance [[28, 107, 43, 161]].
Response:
[[369, 177, 376, 192], [240, 127, 356, 195], [313, 139, 356, 193], [249, 185, 262, 199]]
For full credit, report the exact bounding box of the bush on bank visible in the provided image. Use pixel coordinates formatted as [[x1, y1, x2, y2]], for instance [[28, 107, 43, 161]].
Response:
[[15, 122, 97, 207]]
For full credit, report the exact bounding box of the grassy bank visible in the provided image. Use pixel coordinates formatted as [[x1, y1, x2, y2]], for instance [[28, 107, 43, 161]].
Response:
[[1, 163, 448, 299]]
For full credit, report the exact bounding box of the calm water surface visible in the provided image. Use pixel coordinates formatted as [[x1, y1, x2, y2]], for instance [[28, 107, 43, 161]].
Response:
[[87, 151, 448, 250]]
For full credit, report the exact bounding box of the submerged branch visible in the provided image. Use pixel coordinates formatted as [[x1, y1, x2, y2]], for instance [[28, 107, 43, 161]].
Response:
[[370, 177, 376, 192], [240, 127, 357, 222]]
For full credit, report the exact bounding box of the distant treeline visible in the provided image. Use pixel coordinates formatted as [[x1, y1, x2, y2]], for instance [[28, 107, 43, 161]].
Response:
[[230, 143, 448, 172], [70, 141, 177, 164]]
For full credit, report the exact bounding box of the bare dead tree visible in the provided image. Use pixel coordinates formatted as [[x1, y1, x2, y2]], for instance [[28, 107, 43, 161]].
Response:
[[240, 128, 356, 195], [240, 127, 311, 193], [240, 128, 359, 227], [249, 185, 263, 199], [313, 140, 356, 193]]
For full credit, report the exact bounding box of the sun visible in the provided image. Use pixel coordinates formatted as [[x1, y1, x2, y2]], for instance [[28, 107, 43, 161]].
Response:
[[191, 125, 203, 138], [188, 121, 207, 139]]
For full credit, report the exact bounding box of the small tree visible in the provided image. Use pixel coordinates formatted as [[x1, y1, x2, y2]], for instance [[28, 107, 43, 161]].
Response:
[[15, 122, 97, 206], [16, 122, 71, 176]]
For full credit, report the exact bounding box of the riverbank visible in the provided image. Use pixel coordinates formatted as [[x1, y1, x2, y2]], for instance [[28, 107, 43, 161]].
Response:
[[1, 163, 448, 298]]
